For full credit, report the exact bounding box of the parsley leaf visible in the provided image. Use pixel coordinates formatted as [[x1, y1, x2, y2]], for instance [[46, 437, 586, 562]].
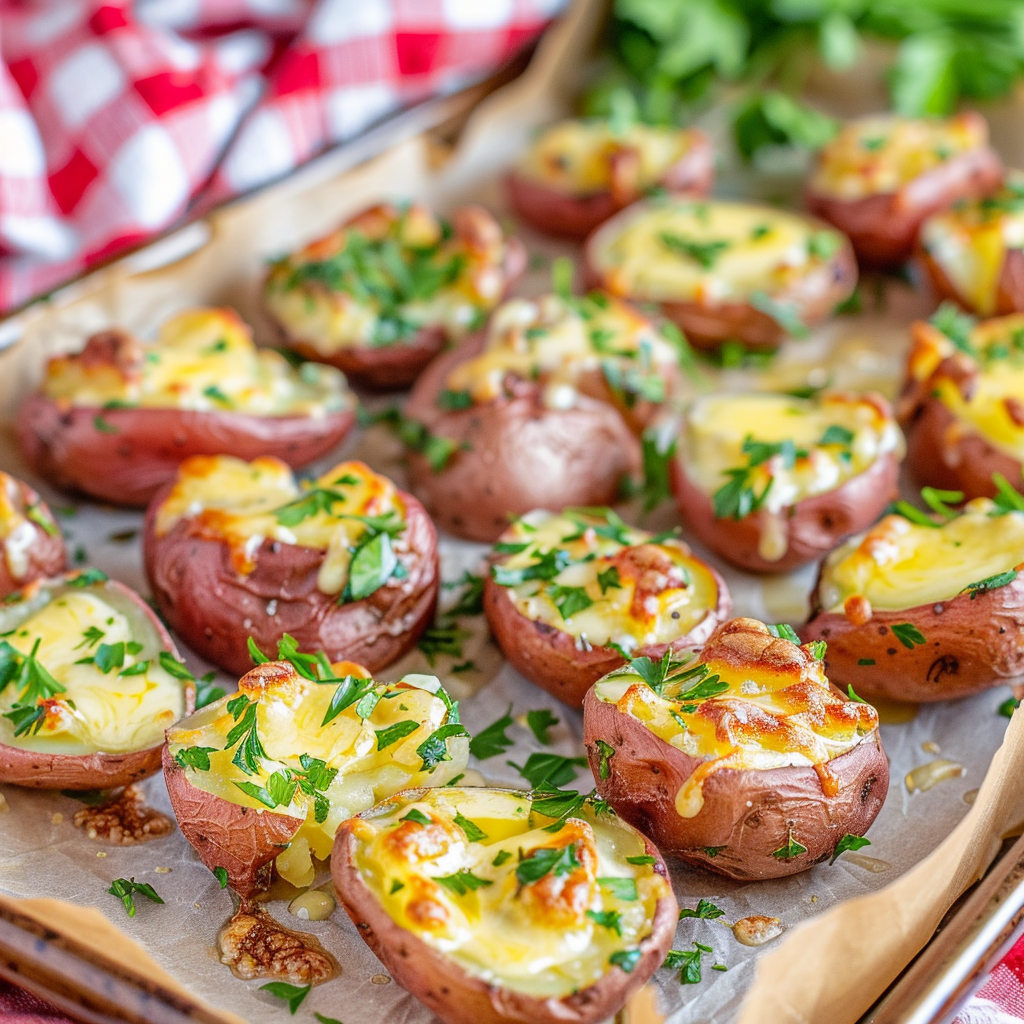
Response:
[[830, 833, 871, 865], [526, 708, 559, 744], [468, 706, 515, 760]]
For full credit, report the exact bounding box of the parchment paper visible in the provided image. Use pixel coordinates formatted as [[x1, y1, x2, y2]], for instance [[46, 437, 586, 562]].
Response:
[[1, 3, 1024, 1023]]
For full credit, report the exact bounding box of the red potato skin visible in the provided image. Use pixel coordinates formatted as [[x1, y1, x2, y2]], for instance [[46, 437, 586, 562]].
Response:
[[16, 397, 356, 508], [583, 688, 888, 880], [403, 338, 642, 543], [0, 479, 65, 599], [801, 573, 1024, 703], [507, 131, 715, 241], [806, 143, 1003, 269], [918, 244, 1024, 316], [482, 564, 732, 708], [670, 449, 901, 574], [584, 212, 858, 352], [162, 745, 301, 897], [143, 484, 439, 677], [0, 577, 194, 790], [902, 395, 1020, 500], [332, 791, 679, 1024]]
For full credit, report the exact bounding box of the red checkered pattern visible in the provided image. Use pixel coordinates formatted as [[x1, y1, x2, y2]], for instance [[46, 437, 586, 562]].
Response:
[[0, 0, 564, 312], [956, 927, 1024, 1023]]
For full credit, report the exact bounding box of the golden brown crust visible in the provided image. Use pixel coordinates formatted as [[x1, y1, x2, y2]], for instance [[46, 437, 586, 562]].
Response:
[[482, 552, 731, 709], [16, 395, 356, 508], [583, 211, 858, 352], [806, 141, 1003, 268], [802, 572, 1024, 702], [331, 789, 679, 1024], [403, 339, 642, 543], [670, 448, 901, 574], [0, 577, 194, 790], [142, 483, 439, 677], [0, 478, 65, 600], [162, 745, 301, 896], [507, 131, 714, 240]]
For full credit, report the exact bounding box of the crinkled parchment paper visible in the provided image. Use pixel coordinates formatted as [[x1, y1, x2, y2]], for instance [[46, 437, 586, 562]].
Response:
[[3, 3, 1024, 1022]]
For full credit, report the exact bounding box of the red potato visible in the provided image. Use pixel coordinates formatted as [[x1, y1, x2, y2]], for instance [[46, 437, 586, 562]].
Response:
[[483, 512, 732, 707], [265, 204, 528, 391], [18, 397, 356, 508], [143, 460, 439, 677], [585, 199, 857, 352], [583, 618, 889, 880], [805, 119, 1002, 268], [898, 316, 1024, 499], [0, 472, 65, 599], [507, 126, 714, 240], [671, 448, 902, 574], [332, 787, 679, 1024], [403, 335, 643, 543], [0, 573, 195, 790], [918, 245, 1024, 317]]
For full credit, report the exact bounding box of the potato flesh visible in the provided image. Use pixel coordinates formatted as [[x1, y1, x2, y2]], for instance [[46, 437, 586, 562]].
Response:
[[516, 120, 694, 195], [0, 473, 40, 580], [444, 292, 676, 406], [167, 674, 467, 886], [42, 307, 348, 416], [496, 509, 718, 649], [352, 788, 665, 998], [810, 114, 986, 201], [153, 456, 406, 598], [680, 392, 902, 513], [0, 589, 183, 755], [590, 199, 842, 303], [819, 501, 1024, 611]]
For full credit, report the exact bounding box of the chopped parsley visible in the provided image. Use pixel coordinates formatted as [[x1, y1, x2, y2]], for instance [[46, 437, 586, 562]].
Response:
[[526, 708, 559, 744], [962, 570, 1018, 598], [659, 231, 731, 269], [436, 870, 493, 896], [678, 898, 725, 920], [771, 830, 808, 860], [664, 943, 712, 984], [594, 738, 616, 780], [830, 833, 871, 865], [509, 752, 588, 789], [107, 877, 163, 918], [891, 622, 927, 649], [516, 842, 581, 886], [468, 706, 515, 760]]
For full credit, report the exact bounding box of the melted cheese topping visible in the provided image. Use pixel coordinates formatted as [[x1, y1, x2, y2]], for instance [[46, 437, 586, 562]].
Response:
[[154, 456, 407, 597], [167, 664, 467, 887], [492, 509, 719, 650], [920, 175, 1024, 315], [810, 113, 988, 201], [590, 198, 845, 306], [0, 584, 185, 755], [445, 292, 678, 408], [517, 119, 696, 195], [264, 202, 513, 355], [680, 392, 902, 516], [349, 787, 667, 998], [594, 624, 877, 817], [0, 473, 44, 583], [908, 314, 1024, 462], [819, 499, 1024, 611], [42, 308, 350, 416]]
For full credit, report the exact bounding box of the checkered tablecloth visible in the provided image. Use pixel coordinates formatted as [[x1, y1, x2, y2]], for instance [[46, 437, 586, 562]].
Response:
[[0, 0, 564, 313]]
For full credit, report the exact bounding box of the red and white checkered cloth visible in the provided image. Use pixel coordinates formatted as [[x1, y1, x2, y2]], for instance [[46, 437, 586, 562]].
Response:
[[0, 0, 565, 313]]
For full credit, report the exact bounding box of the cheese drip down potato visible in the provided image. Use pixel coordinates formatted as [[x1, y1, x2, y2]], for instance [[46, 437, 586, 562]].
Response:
[[332, 787, 678, 1024], [802, 497, 1024, 702], [0, 569, 194, 790], [164, 654, 468, 895], [583, 617, 888, 880], [584, 197, 857, 351], [918, 173, 1024, 317], [900, 312, 1024, 499], [17, 307, 356, 507], [483, 508, 730, 707], [671, 391, 903, 573], [144, 456, 438, 676], [264, 202, 527, 390], [0, 471, 65, 599], [507, 118, 714, 239], [403, 290, 686, 541], [805, 112, 1002, 268]]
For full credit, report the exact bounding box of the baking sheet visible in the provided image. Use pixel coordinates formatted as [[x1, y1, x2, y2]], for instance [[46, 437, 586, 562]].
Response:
[[1, 3, 1024, 1022]]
